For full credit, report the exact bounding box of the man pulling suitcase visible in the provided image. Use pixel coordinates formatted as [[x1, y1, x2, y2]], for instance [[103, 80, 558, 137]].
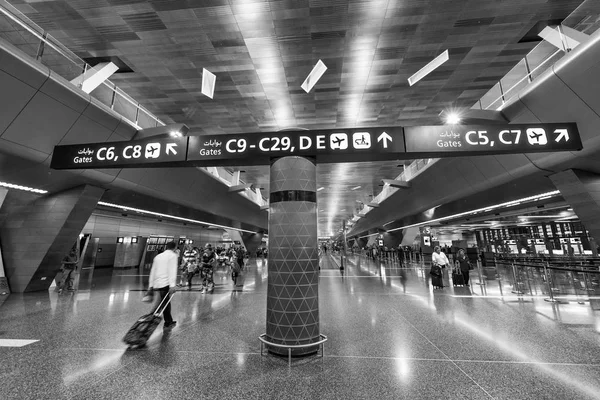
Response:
[[123, 241, 178, 348]]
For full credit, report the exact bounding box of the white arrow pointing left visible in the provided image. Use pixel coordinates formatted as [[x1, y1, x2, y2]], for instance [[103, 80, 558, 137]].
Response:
[[377, 131, 393, 148], [166, 143, 178, 155], [554, 129, 569, 143]]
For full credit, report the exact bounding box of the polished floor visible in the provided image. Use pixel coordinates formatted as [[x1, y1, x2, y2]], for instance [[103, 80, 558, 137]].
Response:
[[2, 255, 600, 399]]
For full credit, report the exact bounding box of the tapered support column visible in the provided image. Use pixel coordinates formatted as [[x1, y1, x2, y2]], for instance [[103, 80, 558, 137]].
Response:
[[266, 156, 320, 356], [550, 169, 600, 244]]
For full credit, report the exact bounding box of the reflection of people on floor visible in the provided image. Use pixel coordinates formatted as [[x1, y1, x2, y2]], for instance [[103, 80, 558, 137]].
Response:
[[58, 249, 78, 293], [399, 269, 407, 293]]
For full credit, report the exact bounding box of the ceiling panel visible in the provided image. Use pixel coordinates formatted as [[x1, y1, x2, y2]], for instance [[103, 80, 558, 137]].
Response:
[[7, 0, 584, 235]]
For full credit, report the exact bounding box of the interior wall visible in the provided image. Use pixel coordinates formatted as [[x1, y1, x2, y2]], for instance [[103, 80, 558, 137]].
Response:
[[81, 210, 226, 268]]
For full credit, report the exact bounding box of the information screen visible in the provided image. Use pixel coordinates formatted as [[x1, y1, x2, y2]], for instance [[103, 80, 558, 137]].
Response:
[[404, 123, 581, 155]]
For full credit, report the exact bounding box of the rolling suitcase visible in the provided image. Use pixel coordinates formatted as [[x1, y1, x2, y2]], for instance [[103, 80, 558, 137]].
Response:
[[430, 265, 444, 289], [123, 291, 174, 348], [452, 269, 465, 287]]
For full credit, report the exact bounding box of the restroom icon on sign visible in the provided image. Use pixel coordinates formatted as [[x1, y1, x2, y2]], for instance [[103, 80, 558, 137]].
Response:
[[353, 132, 371, 149]]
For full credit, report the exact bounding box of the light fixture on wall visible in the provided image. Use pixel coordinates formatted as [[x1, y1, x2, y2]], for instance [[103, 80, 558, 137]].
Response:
[[116, 237, 124, 243], [131, 237, 139, 243]]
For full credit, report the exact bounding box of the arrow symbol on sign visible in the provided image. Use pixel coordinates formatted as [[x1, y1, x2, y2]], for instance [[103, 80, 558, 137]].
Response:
[[377, 131, 392, 148], [554, 129, 569, 143], [166, 143, 178, 155]]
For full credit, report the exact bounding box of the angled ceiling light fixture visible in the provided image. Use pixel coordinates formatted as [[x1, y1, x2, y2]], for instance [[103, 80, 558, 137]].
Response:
[[97, 201, 256, 234], [408, 49, 449, 86], [301, 60, 327, 93], [202, 68, 216, 99], [0, 181, 48, 194]]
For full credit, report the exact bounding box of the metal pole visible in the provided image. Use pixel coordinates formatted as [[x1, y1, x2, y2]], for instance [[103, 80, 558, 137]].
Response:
[[511, 261, 524, 295], [544, 262, 559, 303], [475, 259, 486, 286], [36, 32, 48, 61]]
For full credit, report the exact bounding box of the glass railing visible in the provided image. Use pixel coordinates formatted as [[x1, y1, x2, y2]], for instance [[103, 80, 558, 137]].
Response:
[[474, 0, 600, 111], [348, 158, 438, 226], [0, 0, 266, 206], [483, 257, 600, 302]]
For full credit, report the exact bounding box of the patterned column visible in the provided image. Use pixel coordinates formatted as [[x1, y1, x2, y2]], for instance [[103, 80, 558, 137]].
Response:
[[266, 156, 319, 356]]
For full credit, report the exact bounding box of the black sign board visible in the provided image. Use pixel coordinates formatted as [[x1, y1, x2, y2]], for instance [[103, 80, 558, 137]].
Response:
[[187, 127, 405, 166], [50, 136, 188, 169], [50, 123, 582, 169], [404, 123, 581, 155]]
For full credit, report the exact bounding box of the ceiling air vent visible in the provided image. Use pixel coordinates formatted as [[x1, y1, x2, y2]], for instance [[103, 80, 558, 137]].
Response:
[[454, 17, 494, 28], [82, 56, 133, 73], [519, 19, 564, 43]]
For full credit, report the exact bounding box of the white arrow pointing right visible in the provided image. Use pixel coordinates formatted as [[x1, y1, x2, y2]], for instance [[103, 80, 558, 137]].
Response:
[[166, 143, 178, 155], [554, 129, 569, 143]]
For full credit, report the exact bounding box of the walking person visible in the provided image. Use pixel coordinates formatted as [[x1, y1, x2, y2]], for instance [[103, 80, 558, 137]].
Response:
[[58, 248, 78, 294], [455, 248, 472, 287], [180, 244, 199, 291], [148, 241, 178, 329]]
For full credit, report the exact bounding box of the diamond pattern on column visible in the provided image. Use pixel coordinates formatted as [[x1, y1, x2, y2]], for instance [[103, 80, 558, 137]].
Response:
[[266, 157, 320, 356]]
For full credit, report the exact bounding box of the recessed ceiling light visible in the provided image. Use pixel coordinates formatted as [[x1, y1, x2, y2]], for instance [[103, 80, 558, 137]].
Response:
[[317, 187, 325, 191], [444, 112, 461, 125], [351, 186, 361, 190]]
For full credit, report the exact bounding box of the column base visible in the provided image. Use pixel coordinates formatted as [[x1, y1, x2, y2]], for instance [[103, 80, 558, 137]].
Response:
[[259, 333, 327, 359]]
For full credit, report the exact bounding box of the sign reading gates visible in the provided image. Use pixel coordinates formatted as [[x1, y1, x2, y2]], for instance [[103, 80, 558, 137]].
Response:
[[50, 136, 188, 169], [50, 123, 583, 169], [404, 123, 581, 155], [186, 127, 405, 166]]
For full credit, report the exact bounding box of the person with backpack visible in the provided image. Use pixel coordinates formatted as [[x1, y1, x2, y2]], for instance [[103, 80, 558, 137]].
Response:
[[200, 247, 215, 293], [180, 245, 199, 291]]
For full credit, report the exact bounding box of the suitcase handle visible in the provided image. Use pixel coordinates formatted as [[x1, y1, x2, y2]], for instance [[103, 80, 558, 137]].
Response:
[[153, 291, 175, 317]]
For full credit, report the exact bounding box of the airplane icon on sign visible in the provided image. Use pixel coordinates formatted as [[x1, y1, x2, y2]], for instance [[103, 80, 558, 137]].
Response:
[[332, 137, 345, 146], [330, 133, 348, 150], [145, 143, 161, 159], [526, 128, 548, 145]]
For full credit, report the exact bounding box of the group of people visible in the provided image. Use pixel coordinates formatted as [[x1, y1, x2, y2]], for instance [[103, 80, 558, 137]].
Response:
[[177, 243, 249, 292], [431, 246, 472, 287], [147, 241, 251, 330]]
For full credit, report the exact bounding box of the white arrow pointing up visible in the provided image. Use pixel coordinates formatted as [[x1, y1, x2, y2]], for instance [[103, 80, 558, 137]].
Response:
[[554, 129, 569, 143], [377, 131, 393, 148], [166, 143, 178, 155]]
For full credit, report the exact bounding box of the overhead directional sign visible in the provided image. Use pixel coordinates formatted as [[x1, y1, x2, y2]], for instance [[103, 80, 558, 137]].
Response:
[[50, 123, 582, 170], [403, 123, 581, 155], [186, 127, 405, 166], [50, 136, 188, 169]]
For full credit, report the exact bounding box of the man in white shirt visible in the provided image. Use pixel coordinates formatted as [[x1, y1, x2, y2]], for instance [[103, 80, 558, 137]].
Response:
[[432, 246, 450, 268], [148, 241, 178, 329]]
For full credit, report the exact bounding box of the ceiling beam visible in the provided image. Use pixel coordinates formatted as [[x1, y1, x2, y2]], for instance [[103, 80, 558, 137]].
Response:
[[367, 202, 380, 208]]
